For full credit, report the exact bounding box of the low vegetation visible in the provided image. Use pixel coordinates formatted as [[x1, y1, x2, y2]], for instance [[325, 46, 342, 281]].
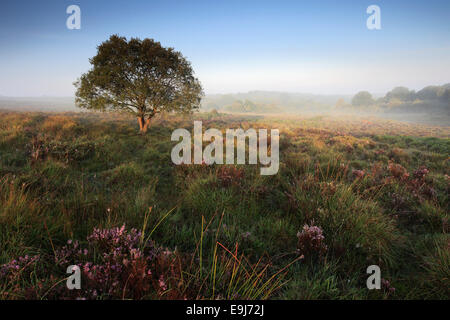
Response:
[[0, 110, 448, 299]]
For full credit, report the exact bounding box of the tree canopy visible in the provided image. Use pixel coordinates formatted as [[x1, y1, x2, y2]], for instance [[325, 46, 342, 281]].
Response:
[[74, 35, 203, 132], [351, 91, 375, 107], [385, 87, 415, 102]]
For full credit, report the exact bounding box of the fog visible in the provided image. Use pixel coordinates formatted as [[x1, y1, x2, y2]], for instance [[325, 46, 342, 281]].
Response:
[[200, 85, 450, 126], [1, 84, 449, 126]]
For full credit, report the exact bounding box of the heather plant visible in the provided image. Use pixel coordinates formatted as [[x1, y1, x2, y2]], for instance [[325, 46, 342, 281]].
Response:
[[0, 255, 40, 282], [52, 225, 162, 299], [0, 254, 41, 299], [296, 223, 328, 258], [381, 278, 396, 296], [388, 161, 409, 181], [216, 165, 245, 187]]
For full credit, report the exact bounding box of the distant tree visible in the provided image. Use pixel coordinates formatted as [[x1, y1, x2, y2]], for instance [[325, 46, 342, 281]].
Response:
[[243, 100, 257, 112], [335, 98, 346, 108], [210, 109, 220, 116], [416, 86, 440, 101], [439, 88, 450, 103], [385, 87, 414, 102], [375, 97, 385, 104], [74, 35, 203, 133], [351, 91, 375, 107]]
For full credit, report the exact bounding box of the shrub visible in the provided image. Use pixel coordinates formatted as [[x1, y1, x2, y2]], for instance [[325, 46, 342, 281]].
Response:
[[296, 223, 327, 258], [0, 254, 41, 299], [388, 161, 409, 180], [216, 166, 245, 187], [53, 225, 169, 299]]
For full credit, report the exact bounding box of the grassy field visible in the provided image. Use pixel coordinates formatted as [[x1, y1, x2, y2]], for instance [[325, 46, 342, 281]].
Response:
[[0, 110, 448, 299]]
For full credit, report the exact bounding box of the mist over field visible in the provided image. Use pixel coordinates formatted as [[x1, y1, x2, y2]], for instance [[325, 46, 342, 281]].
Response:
[[0, 96, 77, 112], [2, 83, 449, 126]]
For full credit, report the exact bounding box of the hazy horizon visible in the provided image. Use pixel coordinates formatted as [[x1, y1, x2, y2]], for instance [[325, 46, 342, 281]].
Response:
[[1, 84, 448, 100]]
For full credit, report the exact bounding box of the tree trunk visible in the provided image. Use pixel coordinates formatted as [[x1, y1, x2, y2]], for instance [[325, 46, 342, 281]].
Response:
[[138, 116, 151, 133], [138, 116, 144, 132]]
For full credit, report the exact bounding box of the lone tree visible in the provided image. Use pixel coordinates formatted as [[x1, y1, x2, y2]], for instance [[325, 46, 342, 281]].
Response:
[[74, 35, 203, 133]]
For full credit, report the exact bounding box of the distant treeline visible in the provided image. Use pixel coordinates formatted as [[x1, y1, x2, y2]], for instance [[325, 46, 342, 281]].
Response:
[[200, 84, 449, 117], [201, 91, 348, 114], [345, 84, 450, 115], [1, 84, 448, 118]]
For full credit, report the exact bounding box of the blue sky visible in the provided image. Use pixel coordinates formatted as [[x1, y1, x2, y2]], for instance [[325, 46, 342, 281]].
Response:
[[0, 0, 449, 96]]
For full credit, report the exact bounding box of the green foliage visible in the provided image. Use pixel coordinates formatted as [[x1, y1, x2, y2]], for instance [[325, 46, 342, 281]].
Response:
[[352, 91, 375, 107], [0, 111, 448, 300], [74, 35, 203, 131]]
